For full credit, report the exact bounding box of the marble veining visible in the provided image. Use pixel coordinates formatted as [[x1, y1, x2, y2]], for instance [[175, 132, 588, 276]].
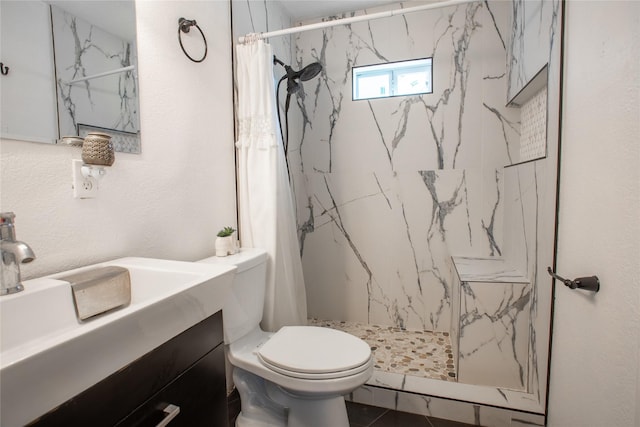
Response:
[[482, 170, 503, 257]]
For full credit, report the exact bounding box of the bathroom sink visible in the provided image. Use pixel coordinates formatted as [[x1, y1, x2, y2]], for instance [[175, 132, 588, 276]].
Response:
[[0, 257, 236, 427]]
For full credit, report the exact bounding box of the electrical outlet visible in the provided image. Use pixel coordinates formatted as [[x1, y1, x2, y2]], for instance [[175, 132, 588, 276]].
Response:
[[72, 159, 98, 199]]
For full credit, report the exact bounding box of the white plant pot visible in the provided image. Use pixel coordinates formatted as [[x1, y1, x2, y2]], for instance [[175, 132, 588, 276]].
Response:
[[215, 235, 237, 257]]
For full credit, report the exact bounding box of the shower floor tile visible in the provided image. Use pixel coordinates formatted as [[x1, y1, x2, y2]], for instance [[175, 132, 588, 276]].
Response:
[[309, 319, 456, 382]]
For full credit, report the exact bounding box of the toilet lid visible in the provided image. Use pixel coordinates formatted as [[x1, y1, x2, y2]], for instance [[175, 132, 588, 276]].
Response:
[[257, 326, 371, 376]]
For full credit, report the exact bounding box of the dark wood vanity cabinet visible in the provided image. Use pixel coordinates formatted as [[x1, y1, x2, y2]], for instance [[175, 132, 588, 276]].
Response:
[[29, 311, 228, 427]]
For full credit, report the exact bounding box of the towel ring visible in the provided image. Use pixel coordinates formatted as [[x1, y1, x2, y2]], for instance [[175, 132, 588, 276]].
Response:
[[178, 18, 207, 63]]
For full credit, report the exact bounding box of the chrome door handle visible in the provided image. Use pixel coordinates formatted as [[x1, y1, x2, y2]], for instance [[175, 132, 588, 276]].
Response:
[[547, 267, 600, 292], [155, 403, 180, 427]]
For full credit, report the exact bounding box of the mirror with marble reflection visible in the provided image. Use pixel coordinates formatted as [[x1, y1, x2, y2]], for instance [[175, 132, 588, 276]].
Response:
[[0, 0, 140, 152]]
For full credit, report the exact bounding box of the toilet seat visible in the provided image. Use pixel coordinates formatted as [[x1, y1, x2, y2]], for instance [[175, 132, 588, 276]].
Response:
[[257, 326, 372, 380]]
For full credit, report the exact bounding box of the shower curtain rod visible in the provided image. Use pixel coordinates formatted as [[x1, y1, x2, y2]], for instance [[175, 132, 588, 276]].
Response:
[[238, 0, 477, 44]]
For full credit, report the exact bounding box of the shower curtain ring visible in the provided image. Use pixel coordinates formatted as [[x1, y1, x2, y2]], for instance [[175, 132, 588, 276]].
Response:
[[178, 17, 207, 63]]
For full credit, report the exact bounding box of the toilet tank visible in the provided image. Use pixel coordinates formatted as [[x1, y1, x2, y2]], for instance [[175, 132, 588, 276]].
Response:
[[198, 248, 268, 344]]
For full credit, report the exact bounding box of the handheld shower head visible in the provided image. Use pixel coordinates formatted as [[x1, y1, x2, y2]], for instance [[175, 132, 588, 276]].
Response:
[[272, 56, 324, 169], [274, 56, 323, 94], [298, 62, 322, 81]]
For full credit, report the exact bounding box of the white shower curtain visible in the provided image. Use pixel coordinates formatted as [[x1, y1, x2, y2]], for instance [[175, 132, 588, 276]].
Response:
[[235, 40, 308, 331]]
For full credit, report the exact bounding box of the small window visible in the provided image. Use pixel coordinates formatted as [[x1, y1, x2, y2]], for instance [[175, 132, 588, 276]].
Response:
[[353, 58, 433, 101]]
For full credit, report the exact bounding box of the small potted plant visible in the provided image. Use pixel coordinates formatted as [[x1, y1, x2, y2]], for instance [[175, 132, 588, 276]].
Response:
[[216, 226, 237, 257]]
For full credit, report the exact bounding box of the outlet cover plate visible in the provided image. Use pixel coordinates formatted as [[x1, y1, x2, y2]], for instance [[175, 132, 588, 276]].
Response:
[[72, 160, 98, 199]]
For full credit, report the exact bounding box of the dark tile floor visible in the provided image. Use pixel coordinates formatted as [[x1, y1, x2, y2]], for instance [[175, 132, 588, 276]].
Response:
[[228, 390, 475, 427]]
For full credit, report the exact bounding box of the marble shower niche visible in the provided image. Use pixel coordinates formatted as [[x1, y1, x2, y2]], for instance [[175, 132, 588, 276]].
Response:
[[285, 0, 562, 422]]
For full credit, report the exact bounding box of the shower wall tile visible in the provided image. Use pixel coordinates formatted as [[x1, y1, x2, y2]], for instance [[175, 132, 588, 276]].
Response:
[[504, 166, 533, 276], [302, 166, 502, 332], [498, 0, 560, 408], [458, 280, 530, 390], [481, 0, 521, 169], [302, 169, 462, 331], [291, 0, 514, 333], [450, 256, 531, 390], [503, 158, 556, 401], [508, 0, 557, 102]]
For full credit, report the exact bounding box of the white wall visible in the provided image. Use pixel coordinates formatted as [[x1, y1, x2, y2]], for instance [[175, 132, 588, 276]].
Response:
[[0, 1, 236, 278], [548, 2, 640, 426]]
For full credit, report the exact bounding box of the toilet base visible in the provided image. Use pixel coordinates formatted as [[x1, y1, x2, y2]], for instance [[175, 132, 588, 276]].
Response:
[[284, 394, 349, 427], [234, 368, 350, 427]]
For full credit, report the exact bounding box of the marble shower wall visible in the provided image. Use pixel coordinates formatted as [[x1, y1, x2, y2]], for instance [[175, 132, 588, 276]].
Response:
[[288, 1, 518, 333], [289, 1, 561, 407], [503, 0, 561, 403], [508, 0, 556, 101], [51, 5, 139, 138]]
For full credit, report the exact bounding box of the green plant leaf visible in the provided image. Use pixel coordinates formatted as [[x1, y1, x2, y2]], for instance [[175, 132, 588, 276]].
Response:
[[217, 226, 236, 237]]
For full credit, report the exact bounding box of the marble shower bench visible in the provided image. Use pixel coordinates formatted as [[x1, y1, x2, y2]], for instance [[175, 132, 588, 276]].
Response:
[[450, 256, 531, 391]]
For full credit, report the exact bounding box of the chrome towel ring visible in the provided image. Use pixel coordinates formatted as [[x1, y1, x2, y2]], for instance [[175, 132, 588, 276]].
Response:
[[178, 18, 207, 63]]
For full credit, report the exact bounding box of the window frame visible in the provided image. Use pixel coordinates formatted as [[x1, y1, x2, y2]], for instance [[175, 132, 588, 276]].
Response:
[[352, 57, 433, 101]]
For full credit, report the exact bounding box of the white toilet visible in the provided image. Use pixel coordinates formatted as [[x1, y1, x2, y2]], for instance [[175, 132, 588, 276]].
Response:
[[198, 248, 373, 427]]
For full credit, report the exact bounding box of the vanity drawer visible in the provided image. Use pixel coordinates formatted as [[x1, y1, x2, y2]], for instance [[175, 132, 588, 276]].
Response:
[[116, 344, 227, 427]]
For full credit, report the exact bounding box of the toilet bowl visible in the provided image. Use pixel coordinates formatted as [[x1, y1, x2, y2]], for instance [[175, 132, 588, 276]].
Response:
[[198, 248, 373, 427]]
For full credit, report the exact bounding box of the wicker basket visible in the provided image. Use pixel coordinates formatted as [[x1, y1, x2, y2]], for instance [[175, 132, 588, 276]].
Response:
[[82, 132, 115, 166]]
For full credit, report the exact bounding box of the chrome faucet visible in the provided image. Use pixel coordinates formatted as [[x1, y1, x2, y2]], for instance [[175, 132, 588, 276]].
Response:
[[1, 212, 35, 295]]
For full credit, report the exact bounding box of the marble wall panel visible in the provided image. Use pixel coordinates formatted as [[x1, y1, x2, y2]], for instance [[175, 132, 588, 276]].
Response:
[[508, 0, 558, 101], [503, 158, 555, 401], [458, 280, 531, 390], [501, 0, 561, 411], [290, 1, 515, 332]]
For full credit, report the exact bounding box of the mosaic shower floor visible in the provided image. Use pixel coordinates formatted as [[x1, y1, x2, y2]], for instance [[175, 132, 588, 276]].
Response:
[[309, 318, 457, 382]]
